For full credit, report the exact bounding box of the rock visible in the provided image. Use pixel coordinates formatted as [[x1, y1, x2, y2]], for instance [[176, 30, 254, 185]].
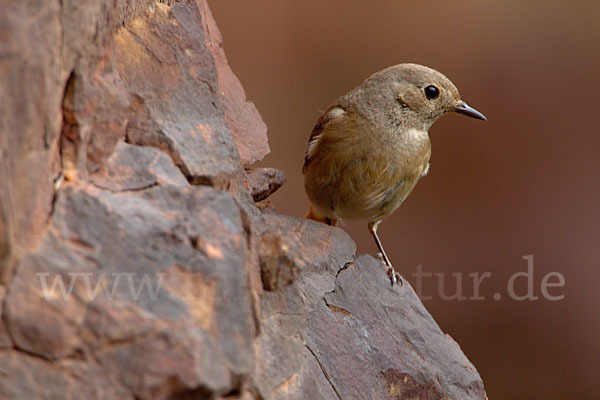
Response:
[[0, 0, 487, 399], [254, 216, 486, 400], [0, 352, 132, 400], [200, 1, 270, 165], [0, 286, 12, 349], [258, 230, 307, 292], [90, 142, 189, 191], [0, 205, 9, 279], [5, 183, 255, 396], [0, 0, 63, 282], [246, 168, 286, 202], [115, 2, 243, 189], [308, 256, 486, 399]]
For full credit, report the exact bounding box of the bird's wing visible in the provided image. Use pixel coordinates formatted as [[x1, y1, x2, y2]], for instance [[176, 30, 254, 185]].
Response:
[[302, 106, 346, 173]]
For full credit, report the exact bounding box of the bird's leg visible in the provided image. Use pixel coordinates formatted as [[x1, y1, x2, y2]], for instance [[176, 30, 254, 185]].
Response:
[[368, 221, 402, 286]]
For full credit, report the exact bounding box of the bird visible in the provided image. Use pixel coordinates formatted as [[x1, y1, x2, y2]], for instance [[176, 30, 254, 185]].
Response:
[[303, 63, 486, 285]]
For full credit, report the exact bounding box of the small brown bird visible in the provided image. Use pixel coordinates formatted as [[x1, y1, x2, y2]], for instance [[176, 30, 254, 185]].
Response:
[[303, 63, 486, 285]]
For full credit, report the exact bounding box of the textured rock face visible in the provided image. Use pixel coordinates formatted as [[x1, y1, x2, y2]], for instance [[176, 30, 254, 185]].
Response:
[[0, 1, 486, 399], [255, 215, 486, 400]]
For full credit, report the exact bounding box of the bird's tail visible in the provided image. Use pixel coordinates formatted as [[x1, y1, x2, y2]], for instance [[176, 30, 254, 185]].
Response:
[[305, 206, 338, 226]]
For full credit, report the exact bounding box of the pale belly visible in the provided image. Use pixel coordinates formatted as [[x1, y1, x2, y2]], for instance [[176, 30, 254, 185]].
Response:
[[333, 155, 430, 223]]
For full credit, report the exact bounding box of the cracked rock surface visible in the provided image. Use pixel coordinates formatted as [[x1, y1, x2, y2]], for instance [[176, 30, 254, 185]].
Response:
[[0, 0, 487, 399]]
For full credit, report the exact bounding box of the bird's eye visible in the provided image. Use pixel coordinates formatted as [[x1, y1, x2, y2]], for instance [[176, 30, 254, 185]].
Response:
[[424, 85, 440, 100]]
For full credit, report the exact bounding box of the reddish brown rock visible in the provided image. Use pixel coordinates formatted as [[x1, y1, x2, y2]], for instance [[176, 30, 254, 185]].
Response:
[[0, 0, 63, 282], [200, 1, 270, 165], [90, 141, 189, 191], [0, 0, 487, 399], [307, 256, 486, 399], [246, 168, 286, 202], [5, 183, 255, 396], [0, 352, 132, 400], [254, 215, 486, 400], [115, 2, 244, 188], [0, 287, 11, 349]]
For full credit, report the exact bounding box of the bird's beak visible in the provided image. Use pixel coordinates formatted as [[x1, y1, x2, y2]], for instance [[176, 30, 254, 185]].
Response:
[[452, 101, 487, 121]]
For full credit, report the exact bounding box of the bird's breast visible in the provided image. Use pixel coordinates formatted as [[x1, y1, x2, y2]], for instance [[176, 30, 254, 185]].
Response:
[[354, 128, 431, 221], [394, 128, 431, 153]]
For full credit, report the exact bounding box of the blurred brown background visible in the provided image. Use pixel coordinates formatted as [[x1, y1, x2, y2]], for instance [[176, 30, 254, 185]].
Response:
[[209, 1, 600, 399]]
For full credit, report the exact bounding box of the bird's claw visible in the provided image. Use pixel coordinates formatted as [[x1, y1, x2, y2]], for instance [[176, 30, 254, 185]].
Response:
[[375, 253, 403, 286], [386, 266, 403, 287]]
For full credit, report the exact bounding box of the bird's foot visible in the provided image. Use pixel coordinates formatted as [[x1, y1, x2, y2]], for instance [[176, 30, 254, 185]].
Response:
[[375, 253, 403, 286], [386, 266, 403, 286]]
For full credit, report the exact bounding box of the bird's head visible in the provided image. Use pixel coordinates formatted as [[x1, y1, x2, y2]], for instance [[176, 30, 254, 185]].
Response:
[[365, 63, 486, 130]]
